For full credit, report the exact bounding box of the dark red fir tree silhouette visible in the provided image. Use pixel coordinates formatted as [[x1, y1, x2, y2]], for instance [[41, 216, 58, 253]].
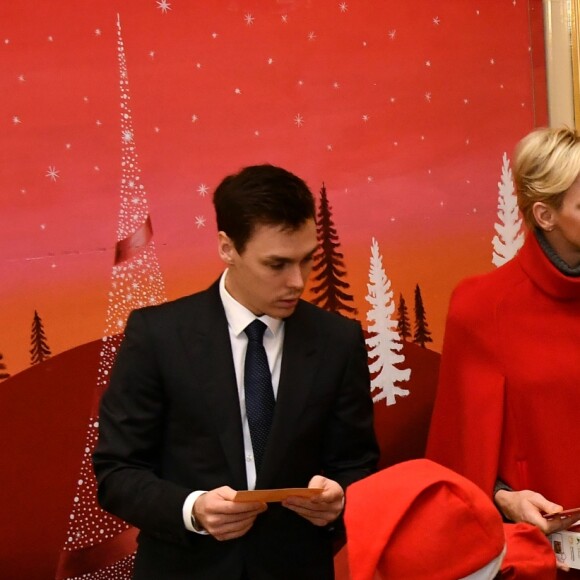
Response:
[[310, 183, 357, 318], [0, 352, 10, 380], [396, 293, 411, 341], [413, 284, 433, 348], [30, 310, 51, 365]]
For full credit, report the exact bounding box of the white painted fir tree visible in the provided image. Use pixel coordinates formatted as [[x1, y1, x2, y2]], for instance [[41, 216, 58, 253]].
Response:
[[492, 152, 524, 267], [365, 237, 411, 406], [56, 15, 167, 580]]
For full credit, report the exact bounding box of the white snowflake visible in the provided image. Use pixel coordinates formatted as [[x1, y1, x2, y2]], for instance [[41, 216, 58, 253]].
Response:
[[48, 36, 54, 42], [244, 13, 254, 25], [196, 62, 202, 69], [463, 98, 469, 104], [367, 176, 374, 182], [46, 166, 60, 181], [267, 57, 274, 65], [96, 119, 102, 126], [425, 92, 432, 102], [362, 114, 370, 122], [254, 130, 260, 136], [490, 58, 495, 65], [191, 114, 198, 123], [197, 183, 209, 197], [307, 31, 317, 41], [281, 15, 288, 23], [195, 216, 206, 228], [157, 0, 171, 14], [333, 81, 340, 89], [122, 130, 133, 143], [211, 32, 218, 39], [294, 113, 304, 127], [149, 51, 155, 59], [95, 29, 102, 36], [327, 144, 333, 151], [12, 116, 21, 125], [388, 30, 396, 40], [297, 80, 304, 86], [425, 60, 431, 67], [339, 2, 348, 12], [234, 88, 242, 95], [18, 74, 25, 82], [433, 16, 440, 25]]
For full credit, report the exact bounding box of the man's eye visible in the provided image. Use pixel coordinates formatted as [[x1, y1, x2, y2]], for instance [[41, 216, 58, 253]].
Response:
[[269, 263, 285, 270]]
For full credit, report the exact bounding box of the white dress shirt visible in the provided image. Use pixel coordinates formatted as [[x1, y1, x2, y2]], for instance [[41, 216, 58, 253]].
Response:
[[182, 271, 285, 532]]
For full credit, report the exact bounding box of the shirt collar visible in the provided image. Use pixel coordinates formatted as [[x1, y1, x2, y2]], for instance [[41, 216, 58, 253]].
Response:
[[219, 270, 283, 338]]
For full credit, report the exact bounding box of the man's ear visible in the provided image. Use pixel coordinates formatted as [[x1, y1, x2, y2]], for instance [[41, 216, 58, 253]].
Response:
[[218, 231, 236, 265], [532, 201, 556, 232]]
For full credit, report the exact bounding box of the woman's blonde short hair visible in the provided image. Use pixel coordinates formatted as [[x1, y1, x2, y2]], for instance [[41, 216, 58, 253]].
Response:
[[513, 126, 580, 228]]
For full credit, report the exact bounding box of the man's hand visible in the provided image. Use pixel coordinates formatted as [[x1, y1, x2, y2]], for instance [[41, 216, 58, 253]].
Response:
[[495, 489, 575, 534], [282, 475, 344, 526], [193, 486, 267, 541]]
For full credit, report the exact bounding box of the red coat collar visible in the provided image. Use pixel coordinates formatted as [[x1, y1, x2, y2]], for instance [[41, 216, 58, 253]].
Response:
[[518, 233, 580, 301]]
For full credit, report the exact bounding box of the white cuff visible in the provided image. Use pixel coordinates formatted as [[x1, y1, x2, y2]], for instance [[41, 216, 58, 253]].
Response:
[[183, 490, 209, 534]]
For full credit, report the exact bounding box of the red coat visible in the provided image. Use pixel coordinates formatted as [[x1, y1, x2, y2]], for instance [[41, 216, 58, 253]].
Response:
[[427, 233, 580, 508]]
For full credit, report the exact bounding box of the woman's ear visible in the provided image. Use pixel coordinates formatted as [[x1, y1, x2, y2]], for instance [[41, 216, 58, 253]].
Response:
[[532, 201, 556, 232]]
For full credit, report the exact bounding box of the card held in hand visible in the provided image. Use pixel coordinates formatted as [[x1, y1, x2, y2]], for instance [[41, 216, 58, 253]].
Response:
[[233, 488, 323, 503]]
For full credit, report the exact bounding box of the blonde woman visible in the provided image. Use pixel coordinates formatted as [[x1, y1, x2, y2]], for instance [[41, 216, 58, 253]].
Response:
[[427, 126, 580, 576]]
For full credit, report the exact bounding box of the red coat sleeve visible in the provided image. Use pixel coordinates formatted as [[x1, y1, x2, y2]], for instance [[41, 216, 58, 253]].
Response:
[[426, 278, 505, 496]]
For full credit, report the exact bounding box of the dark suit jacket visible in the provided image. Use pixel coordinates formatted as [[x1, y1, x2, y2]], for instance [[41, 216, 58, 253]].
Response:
[[93, 281, 378, 580]]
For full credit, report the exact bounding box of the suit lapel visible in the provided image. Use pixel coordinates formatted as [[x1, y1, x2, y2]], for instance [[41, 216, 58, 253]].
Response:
[[179, 282, 248, 490]]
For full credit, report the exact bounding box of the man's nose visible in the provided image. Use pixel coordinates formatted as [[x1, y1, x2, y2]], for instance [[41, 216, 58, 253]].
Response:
[[287, 264, 305, 289]]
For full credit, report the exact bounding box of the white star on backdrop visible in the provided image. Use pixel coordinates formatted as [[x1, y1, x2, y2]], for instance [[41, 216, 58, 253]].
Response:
[[294, 113, 304, 127], [195, 216, 206, 228], [244, 13, 254, 25], [46, 166, 60, 181], [197, 184, 209, 196], [156, 0, 171, 14]]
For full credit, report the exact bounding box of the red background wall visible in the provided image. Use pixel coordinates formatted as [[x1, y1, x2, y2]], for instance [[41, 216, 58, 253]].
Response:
[[0, 1, 546, 577]]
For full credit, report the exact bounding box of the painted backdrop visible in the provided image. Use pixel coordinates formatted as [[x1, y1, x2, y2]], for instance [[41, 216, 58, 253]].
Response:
[[0, 1, 546, 578]]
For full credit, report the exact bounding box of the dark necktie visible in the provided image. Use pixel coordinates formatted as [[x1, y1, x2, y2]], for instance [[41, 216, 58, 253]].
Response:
[[244, 319, 275, 473]]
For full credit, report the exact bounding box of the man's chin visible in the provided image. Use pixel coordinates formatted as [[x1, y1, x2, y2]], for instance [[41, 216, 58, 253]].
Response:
[[270, 300, 299, 317]]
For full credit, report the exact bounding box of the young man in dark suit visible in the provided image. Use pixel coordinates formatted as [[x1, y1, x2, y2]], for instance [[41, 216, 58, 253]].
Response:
[[93, 164, 379, 580]]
